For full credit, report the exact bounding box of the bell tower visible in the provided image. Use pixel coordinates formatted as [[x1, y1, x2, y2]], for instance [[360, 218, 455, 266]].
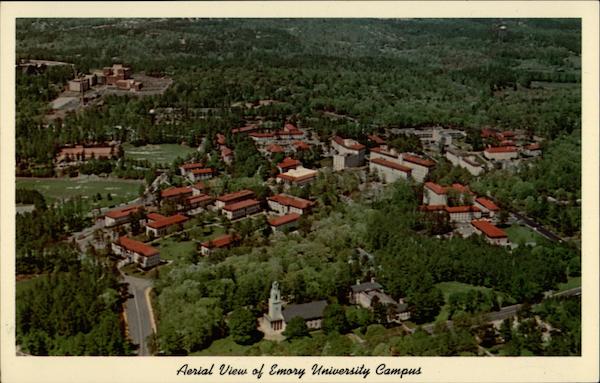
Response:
[[268, 281, 283, 321]]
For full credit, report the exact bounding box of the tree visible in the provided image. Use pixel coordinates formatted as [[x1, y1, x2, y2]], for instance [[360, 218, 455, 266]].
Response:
[[283, 316, 310, 340], [228, 308, 259, 345], [321, 303, 349, 334]]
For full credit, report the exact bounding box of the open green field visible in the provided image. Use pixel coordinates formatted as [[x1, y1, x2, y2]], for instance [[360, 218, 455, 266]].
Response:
[[557, 276, 581, 292], [16, 176, 143, 208], [505, 223, 546, 244], [154, 238, 196, 261], [123, 143, 197, 165], [434, 282, 493, 322]]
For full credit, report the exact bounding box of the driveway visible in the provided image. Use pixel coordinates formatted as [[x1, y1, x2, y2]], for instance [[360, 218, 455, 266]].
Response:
[[122, 274, 155, 356]]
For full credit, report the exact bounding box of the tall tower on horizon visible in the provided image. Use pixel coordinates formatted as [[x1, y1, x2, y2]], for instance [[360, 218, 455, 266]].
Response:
[[268, 281, 283, 321]]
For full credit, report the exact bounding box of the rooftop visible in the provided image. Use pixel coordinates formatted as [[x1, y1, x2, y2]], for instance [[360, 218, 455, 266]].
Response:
[[424, 182, 446, 195], [268, 213, 301, 227], [282, 300, 328, 322], [161, 186, 193, 199], [403, 154, 435, 168], [222, 198, 260, 212], [485, 146, 518, 153], [370, 157, 412, 173], [293, 141, 311, 150], [277, 157, 301, 170], [267, 144, 285, 153], [445, 205, 480, 213], [350, 281, 383, 293], [217, 189, 255, 203], [471, 219, 507, 238], [201, 234, 238, 249], [105, 205, 142, 219], [146, 212, 167, 221], [370, 146, 399, 159], [277, 167, 318, 182], [191, 168, 214, 175], [147, 214, 188, 229], [475, 197, 500, 211], [186, 194, 213, 205], [332, 135, 365, 151], [117, 236, 159, 257], [268, 194, 314, 210], [368, 134, 386, 145], [180, 162, 204, 170]]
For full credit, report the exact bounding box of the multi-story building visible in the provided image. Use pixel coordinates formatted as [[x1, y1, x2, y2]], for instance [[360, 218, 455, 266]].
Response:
[[276, 157, 301, 173], [423, 182, 448, 206], [200, 234, 239, 256], [267, 194, 314, 215], [188, 168, 214, 182], [112, 236, 160, 268], [483, 146, 518, 161], [145, 213, 188, 237], [104, 205, 142, 227], [215, 189, 256, 210], [268, 213, 301, 232], [474, 197, 500, 218], [331, 136, 366, 171], [179, 162, 204, 176], [471, 219, 509, 246], [222, 199, 261, 220], [369, 157, 412, 183], [401, 154, 435, 183], [276, 167, 318, 187]]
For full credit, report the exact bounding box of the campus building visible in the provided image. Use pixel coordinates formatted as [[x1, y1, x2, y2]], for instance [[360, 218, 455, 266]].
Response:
[[112, 236, 160, 268]]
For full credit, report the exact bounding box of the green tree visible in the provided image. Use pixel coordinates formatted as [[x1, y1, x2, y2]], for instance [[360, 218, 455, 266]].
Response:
[[321, 303, 349, 334], [283, 316, 310, 340], [228, 308, 259, 345]]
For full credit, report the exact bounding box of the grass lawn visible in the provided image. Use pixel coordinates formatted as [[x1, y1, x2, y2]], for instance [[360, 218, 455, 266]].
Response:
[[16, 176, 143, 209], [192, 336, 256, 356], [154, 238, 196, 261], [123, 143, 196, 165], [434, 282, 492, 322], [505, 224, 546, 245], [557, 276, 581, 292]]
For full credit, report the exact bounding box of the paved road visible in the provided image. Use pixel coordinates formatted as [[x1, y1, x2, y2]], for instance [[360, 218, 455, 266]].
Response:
[[122, 274, 155, 356], [511, 211, 563, 243], [420, 287, 581, 334]]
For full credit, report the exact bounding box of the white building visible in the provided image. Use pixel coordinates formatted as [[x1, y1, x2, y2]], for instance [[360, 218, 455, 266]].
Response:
[[331, 136, 365, 170], [268, 213, 301, 232], [484, 146, 518, 161], [401, 154, 435, 183], [104, 205, 142, 227], [112, 236, 160, 268], [267, 194, 314, 215], [423, 182, 448, 206], [471, 219, 509, 246], [222, 199, 261, 220], [369, 157, 412, 183], [474, 197, 500, 218], [145, 213, 188, 237], [276, 167, 318, 187], [349, 280, 411, 322]]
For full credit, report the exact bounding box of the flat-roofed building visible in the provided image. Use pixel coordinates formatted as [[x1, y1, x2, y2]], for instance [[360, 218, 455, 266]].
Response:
[[267, 194, 314, 215], [276, 167, 318, 187], [215, 189, 256, 210], [112, 236, 160, 268], [104, 205, 142, 227], [68, 78, 90, 92], [222, 199, 261, 220], [146, 214, 188, 237], [369, 157, 412, 183], [369, 146, 402, 164], [471, 219, 509, 246], [268, 213, 301, 232]]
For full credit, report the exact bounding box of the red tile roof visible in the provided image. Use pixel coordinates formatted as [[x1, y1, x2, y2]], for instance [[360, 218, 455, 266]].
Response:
[[268, 213, 301, 227], [232, 124, 258, 134], [370, 146, 399, 159], [267, 144, 285, 153], [481, 128, 497, 138], [186, 194, 213, 205], [147, 213, 167, 222], [293, 141, 311, 150], [105, 205, 142, 219], [191, 168, 214, 175], [250, 132, 275, 138], [471, 220, 507, 238], [117, 236, 159, 257], [192, 181, 207, 190], [403, 154, 435, 167], [500, 140, 515, 147], [221, 146, 233, 157], [368, 134, 386, 145], [277, 157, 301, 170], [201, 234, 238, 249], [284, 122, 298, 132], [370, 158, 412, 173], [485, 146, 517, 153], [525, 143, 541, 150], [445, 205, 480, 214], [147, 214, 188, 229], [268, 194, 314, 210], [333, 136, 365, 151], [161, 186, 193, 199], [419, 204, 446, 212], [223, 199, 260, 212], [475, 197, 500, 211], [501, 131, 515, 138], [424, 182, 446, 195], [217, 189, 255, 203], [180, 162, 204, 170], [451, 183, 475, 195], [216, 133, 226, 145]]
